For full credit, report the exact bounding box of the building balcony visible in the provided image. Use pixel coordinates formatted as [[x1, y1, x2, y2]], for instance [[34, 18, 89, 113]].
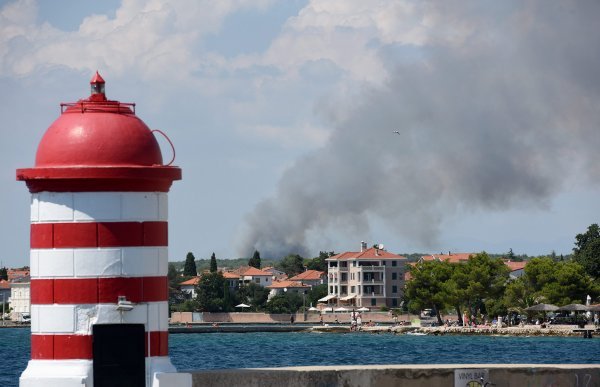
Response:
[[359, 278, 385, 284], [358, 266, 384, 272]]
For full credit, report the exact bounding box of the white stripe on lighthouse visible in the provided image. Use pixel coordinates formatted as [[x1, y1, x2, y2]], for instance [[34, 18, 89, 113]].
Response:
[[31, 247, 168, 278], [30, 302, 169, 334], [31, 192, 168, 223]]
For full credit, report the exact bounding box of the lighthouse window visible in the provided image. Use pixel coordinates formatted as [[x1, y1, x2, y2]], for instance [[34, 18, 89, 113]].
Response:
[[91, 83, 105, 94]]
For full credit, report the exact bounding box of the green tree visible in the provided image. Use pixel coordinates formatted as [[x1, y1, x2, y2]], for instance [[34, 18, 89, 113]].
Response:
[[307, 284, 328, 306], [209, 252, 218, 273], [265, 292, 303, 314], [167, 263, 178, 285], [236, 282, 269, 310], [0, 267, 7, 281], [195, 272, 225, 312], [464, 253, 510, 319], [277, 254, 305, 277], [503, 277, 541, 315], [573, 224, 600, 278], [405, 260, 454, 325], [306, 251, 333, 272], [248, 250, 261, 269], [183, 252, 197, 277], [520, 257, 598, 305]]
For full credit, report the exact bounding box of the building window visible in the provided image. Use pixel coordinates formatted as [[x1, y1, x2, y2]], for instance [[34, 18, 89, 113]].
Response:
[[392, 272, 397, 280], [352, 261, 357, 267], [392, 260, 397, 267], [392, 285, 398, 294], [371, 298, 376, 306], [255, 278, 260, 284], [341, 286, 347, 294], [392, 298, 398, 307], [341, 273, 347, 281], [382, 261, 386, 266], [351, 286, 355, 293], [330, 286, 333, 293]]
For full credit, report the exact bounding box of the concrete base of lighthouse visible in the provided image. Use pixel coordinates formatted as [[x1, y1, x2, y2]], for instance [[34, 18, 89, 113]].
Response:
[[20, 358, 191, 387], [20, 360, 92, 387]]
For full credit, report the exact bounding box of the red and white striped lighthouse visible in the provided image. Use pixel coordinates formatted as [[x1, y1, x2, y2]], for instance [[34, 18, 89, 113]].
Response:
[[17, 73, 190, 386]]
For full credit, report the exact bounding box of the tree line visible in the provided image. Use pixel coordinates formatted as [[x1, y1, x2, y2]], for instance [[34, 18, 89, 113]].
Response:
[[169, 224, 600, 319], [406, 224, 600, 325], [169, 250, 332, 314]]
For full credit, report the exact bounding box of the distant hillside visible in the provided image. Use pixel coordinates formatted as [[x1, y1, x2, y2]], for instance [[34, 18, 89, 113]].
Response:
[[170, 257, 278, 272]]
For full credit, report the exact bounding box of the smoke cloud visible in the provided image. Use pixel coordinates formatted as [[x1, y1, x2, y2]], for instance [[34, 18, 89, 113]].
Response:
[[236, 1, 600, 258]]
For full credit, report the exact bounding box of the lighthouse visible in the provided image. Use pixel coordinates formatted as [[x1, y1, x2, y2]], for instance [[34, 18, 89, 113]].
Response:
[[17, 73, 190, 386]]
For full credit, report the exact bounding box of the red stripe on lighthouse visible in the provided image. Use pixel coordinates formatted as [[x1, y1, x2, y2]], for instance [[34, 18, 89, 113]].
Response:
[[31, 332, 168, 359], [31, 221, 168, 248], [31, 277, 168, 304]]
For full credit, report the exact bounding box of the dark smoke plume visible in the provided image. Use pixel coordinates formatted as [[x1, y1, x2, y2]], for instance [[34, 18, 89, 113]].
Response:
[[236, 1, 600, 258]]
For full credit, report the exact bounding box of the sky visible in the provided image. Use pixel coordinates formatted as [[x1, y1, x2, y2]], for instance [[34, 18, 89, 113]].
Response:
[[1, 0, 599, 268]]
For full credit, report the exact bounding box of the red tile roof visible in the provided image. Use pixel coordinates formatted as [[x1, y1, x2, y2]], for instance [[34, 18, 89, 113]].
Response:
[[179, 277, 200, 286], [267, 280, 310, 289], [421, 253, 473, 263], [222, 272, 240, 279], [504, 261, 527, 271], [328, 247, 406, 260], [7, 269, 30, 281], [289, 270, 325, 281], [236, 266, 272, 276]]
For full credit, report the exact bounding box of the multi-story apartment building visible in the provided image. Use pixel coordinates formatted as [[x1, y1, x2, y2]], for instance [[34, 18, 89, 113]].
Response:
[[324, 242, 407, 308], [9, 277, 30, 321]]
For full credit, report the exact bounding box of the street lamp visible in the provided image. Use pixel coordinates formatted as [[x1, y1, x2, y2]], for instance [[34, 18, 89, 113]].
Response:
[[303, 291, 307, 322]]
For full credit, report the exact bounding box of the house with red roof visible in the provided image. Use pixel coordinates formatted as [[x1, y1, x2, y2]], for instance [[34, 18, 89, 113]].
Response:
[[262, 266, 287, 281], [289, 269, 326, 287], [266, 280, 311, 300], [7, 269, 30, 281], [222, 271, 241, 289], [234, 266, 273, 287], [419, 252, 474, 264], [505, 260, 527, 279], [179, 277, 200, 297], [322, 242, 407, 309], [0, 279, 10, 306], [411, 253, 528, 280]]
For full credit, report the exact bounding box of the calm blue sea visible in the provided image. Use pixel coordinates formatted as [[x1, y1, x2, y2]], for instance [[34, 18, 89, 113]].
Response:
[[1, 328, 599, 386]]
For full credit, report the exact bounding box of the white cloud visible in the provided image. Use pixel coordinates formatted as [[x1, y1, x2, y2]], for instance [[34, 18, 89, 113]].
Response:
[[0, 0, 274, 80]]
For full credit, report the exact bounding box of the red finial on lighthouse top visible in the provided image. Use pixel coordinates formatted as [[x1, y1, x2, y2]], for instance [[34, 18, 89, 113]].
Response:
[[89, 71, 106, 101]]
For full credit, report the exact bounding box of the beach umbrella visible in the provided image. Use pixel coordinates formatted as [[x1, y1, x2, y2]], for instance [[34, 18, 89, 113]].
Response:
[[335, 307, 349, 312], [356, 307, 370, 312], [308, 307, 319, 312], [558, 304, 589, 311], [525, 303, 559, 312], [322, 307, 333, 312], [235, 303, 250, 310]]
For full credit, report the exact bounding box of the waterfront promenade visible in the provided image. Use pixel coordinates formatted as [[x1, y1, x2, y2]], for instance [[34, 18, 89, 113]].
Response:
[[169, 311, 599, 337]]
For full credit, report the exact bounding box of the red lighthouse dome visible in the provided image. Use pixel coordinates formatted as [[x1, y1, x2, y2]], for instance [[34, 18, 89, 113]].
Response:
[[17, 72, 181, 193]]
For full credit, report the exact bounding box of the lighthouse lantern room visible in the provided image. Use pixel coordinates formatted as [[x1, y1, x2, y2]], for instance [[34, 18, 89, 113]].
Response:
[[16, 73, 190, 387]]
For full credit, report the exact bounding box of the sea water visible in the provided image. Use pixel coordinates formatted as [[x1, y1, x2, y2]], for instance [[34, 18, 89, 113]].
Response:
[[1, 328, 599, 386]]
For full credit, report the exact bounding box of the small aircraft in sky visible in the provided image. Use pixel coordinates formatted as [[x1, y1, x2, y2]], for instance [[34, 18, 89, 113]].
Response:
[[393, 130, 400, 135]]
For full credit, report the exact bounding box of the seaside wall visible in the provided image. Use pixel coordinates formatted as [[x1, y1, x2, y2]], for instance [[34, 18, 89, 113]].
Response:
[[170, 312, 397, 324], [188, 364, 600, 387]]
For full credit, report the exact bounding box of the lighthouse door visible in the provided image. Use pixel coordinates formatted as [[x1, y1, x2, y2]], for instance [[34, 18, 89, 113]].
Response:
[[93, 324, 146, 387]]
